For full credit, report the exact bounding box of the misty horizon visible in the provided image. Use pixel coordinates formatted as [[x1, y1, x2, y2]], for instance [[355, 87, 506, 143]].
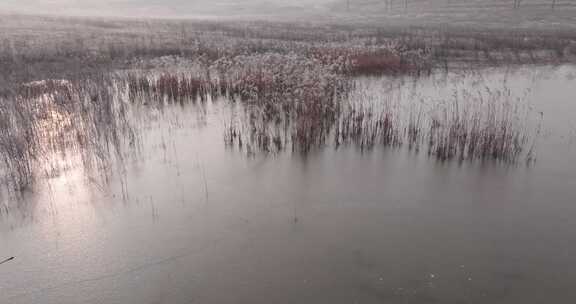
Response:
[[0, 0, 337, 18], [2, 0, 574, 24]]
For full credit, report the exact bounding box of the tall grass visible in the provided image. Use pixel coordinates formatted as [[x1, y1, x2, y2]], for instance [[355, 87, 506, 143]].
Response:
[[219, 74, 539, 164], [423, 88, 533, 162], [0, 77, 136, 195]]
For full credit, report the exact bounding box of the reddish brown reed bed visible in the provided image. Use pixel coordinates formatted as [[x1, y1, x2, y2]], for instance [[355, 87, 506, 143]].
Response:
[[335, 104, 402, 150], [220, 54, 350, 153], [127, 73, 213, 104], [124, 53, 351, 153], [122, 53, 537, 165], [308, 44, 432, 76], [223, 75, 538, 165], [0, 59, 539, 198], [425, 89, 534, 163]]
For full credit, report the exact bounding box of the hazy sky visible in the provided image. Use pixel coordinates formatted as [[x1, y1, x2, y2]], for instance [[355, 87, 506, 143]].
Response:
[[0, 0, 334, 17]]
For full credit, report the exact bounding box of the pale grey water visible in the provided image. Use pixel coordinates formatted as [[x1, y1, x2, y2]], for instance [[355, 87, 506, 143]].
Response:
[[1, 66, 576, 303]]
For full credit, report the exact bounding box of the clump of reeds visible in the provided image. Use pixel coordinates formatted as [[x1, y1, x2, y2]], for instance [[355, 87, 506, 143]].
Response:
[[0, 77, 137, 195], [308, 42, 432, 76], [124, 53, 351, 153], [335, 103, 402, 150], [224, 74, 538, 164], [127, 73, 213, 104], [425, 87, 533, 163]]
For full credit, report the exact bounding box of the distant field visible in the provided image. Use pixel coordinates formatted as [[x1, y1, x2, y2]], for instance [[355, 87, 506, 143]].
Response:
[[329, 0, 576, 29], [1, 0, 576, 30], [1, 13, 575, 88]]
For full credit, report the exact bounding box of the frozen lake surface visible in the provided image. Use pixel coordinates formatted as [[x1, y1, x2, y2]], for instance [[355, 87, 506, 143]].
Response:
[[1, 65, 576, 304]]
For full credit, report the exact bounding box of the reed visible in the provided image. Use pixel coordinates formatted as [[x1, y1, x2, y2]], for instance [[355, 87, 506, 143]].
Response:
[[0, 77, 136, 195], [221, 75, 538, 164], [0, 257, 14, 265]]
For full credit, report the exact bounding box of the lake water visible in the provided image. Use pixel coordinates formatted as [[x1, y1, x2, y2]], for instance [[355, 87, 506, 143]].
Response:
[[1, 65, 576, 304]]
